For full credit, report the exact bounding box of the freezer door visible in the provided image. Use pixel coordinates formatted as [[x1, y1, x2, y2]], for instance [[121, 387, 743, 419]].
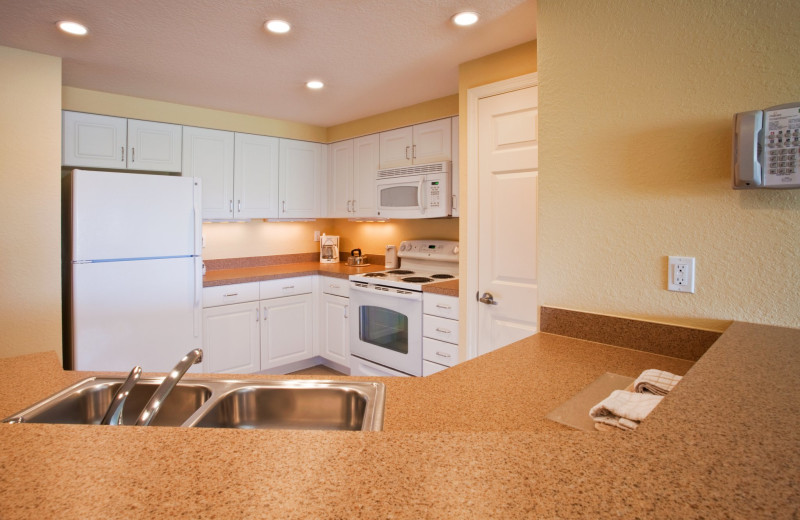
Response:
[[72, 257, 202, 372], [72, 170, 199, 261]]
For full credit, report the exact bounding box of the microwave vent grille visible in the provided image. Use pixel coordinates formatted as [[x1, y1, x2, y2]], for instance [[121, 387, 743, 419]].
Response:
[[377, 161, 450, 179]]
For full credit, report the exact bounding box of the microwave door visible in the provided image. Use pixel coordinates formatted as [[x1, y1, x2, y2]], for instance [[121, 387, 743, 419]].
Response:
[[378, 180, 425, 218]]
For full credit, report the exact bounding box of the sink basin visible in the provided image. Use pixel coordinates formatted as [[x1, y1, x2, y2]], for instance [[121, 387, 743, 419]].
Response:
[[193, 384, 374, 431], [3, 379, 212, 426], [4, 377, 385, 431]]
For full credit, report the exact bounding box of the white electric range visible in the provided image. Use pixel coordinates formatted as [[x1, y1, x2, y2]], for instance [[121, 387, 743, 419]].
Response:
[[349, 239, 459, 377]]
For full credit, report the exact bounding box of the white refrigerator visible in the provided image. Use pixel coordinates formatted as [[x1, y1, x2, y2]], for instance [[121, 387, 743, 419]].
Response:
[[68, 170, 203, 372]]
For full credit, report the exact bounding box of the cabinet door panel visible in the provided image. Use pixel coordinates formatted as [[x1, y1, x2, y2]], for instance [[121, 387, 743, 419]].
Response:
[[412, 119, 451, 164], [328, 140, 353, 218], [321, 293, 349, 366], [202, 302, 260, 374], [352, 134, 379, 217], [127, 119, 182, 172], [234, 133, 280, 219], [261, 294, 313, 369], [63, 111, 127, 169], [379, 126, 413, 169], [279, 140, 323, 218], [183, 126, 234, 220]]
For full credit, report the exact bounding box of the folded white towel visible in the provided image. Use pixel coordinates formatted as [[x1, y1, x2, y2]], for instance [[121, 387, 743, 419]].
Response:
[[634, 369, 682, 396], [589, 390, 663, 431]]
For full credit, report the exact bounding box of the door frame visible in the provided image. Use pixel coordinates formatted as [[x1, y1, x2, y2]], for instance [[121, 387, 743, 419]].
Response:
[[466, 72, 538, 360]]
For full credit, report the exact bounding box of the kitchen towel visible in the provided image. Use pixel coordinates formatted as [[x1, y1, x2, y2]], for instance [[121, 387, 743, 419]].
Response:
[[634, 369, 682, 396], [589, 390, 663, 431]]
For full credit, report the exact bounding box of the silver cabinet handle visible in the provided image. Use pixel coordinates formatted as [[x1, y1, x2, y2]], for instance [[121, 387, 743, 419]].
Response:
[[344, 305, 349, 319], [352, 199, 357, 213], [237, 200, 241, 212], [263, 307, 267, 321], [412, 144, 416, 159], [282, 285, 295, 290], [405, 145, 410, 160], [436, 304, 451, 309], [255, 308, 260, 322], [229, 200, 233, 212], [435, 351, 452, 358], [435, 327, 451, 334], [121, 146, 125, 162], [478, 292, 498, 305], [329, 284, 340, 289], [131, 147, 135, 162], [347, 200, 352, 212], [282, 200, 286, 213], [452, 194, 457, 209]]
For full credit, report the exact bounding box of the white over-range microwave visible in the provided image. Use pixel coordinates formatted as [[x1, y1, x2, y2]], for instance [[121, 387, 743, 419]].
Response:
[[375, 161, 452, 219]]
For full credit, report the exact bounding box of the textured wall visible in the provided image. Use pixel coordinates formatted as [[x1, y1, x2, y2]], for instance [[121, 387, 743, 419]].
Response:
[[538, 0, 800, 331], [0, 47, 63, 360]]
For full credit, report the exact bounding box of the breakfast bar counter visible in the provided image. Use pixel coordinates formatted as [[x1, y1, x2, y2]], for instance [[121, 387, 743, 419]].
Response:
[[0, 322, 797, 518]]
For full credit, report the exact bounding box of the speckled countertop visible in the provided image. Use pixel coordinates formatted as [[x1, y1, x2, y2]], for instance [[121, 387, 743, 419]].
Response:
[[204, 261, 459, 295], [0, 322, 797, 518]]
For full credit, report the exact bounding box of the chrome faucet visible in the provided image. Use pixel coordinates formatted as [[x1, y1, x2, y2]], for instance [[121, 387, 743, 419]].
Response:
[[135, 349, 203, 426], [101, 365, 142, 425]]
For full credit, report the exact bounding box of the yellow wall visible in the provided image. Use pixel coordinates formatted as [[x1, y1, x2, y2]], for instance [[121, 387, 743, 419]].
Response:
[[63, 87, 327, 143], [538, 0, 800, 330], [327, 94, 459, 143], [0, 46, 63, 361]]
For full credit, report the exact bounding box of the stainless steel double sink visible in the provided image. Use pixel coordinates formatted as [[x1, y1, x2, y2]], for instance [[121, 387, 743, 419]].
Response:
[[3, 377, 386, 431]]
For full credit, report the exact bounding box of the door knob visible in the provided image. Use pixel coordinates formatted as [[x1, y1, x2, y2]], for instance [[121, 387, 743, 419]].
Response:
[[478, 292, 498, 305]]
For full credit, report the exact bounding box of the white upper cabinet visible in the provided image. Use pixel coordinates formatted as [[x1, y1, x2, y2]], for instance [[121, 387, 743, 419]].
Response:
[[328, 140, 354, 218], [234, 133, 280, 219], [352, 134, 380, 216], [279, 139, 325, 219], [378, 118, 452, 169], [126, 119, 182, 172], [182, 126, 235, 220], [328, 134, 379, 218], [63, 111, 182, 172]]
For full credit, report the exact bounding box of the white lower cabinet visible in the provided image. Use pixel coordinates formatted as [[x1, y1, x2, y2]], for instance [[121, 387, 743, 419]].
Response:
[[422, 293, 460, 376], [202, 283, 261, 374], [320, 292, 349, 367], [202, 277, 314, 374], [260, 293, 314, 369]]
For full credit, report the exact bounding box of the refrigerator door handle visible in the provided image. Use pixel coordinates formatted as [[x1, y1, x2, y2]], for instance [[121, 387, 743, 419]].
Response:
[[193, 257, 202, 339]]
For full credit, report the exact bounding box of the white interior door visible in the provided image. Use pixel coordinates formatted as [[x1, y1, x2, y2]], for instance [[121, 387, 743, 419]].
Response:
[[475, 85, 539, 356]]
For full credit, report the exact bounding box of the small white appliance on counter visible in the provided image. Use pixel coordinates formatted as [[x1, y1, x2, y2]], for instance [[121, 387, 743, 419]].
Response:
[[349, 239, 459, 377], [375, 161, 452, 219], [320, 234, 340, 263], [385, 245, 398, 268], [65, 170, 203, 372]]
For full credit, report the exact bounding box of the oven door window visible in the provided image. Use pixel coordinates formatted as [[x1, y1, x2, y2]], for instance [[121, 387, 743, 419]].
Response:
[[359, 306, 409, 354], [380, 185, 419, 208]]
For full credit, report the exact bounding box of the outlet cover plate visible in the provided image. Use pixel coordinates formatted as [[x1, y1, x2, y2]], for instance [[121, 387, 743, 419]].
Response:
[[668, 256, 695, 293]]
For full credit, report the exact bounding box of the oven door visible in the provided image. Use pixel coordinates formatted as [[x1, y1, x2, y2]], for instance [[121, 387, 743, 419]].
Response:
[[349, 283, 422, 376]]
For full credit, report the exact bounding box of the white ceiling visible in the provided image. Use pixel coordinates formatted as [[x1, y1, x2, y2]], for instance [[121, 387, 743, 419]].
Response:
[[0, 0, 536, 127]]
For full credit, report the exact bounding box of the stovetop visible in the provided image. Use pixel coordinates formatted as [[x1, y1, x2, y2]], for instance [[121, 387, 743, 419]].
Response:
[[349, 240, 459, 291]]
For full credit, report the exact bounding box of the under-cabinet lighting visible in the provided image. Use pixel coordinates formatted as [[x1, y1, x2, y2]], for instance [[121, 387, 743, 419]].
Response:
[[348, 218, 390, 223], [57, 21, 88, 35], [265, 218, 317, 222], [306, 80, 324, 90]]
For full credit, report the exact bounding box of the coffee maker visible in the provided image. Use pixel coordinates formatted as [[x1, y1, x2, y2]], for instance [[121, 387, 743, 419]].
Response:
[[320, 235, 339, 264]]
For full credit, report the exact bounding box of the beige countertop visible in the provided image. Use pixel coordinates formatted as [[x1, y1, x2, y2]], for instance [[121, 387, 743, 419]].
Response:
[[204, 261, 460, 295], [0, 322, 797, 518]]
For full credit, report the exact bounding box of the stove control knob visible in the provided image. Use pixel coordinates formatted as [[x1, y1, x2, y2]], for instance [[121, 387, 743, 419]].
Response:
[[453, 246, 459, 254], [400, 244, 407, 251]]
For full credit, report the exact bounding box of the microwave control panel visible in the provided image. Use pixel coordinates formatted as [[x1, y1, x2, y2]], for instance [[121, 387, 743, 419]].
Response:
[[429, 180, 441, 208]]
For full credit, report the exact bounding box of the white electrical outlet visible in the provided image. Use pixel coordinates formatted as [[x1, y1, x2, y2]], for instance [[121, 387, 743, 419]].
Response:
[[668, 256, 695, 293], [314, 230, 320, 242]]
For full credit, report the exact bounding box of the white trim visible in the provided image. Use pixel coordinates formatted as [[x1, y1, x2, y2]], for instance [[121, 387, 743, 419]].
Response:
[[465, 73, 538, 360]]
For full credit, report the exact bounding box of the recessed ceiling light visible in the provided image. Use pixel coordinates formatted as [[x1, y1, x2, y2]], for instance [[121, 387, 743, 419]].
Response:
[[306, 80, 324, 90], [264, 19, 291, 34], [56, 21, 88, 36], [452, 11, 479, 26]]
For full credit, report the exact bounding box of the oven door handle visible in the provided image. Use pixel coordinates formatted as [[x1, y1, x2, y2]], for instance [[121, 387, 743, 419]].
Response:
[[350, 283, 422, 301]]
